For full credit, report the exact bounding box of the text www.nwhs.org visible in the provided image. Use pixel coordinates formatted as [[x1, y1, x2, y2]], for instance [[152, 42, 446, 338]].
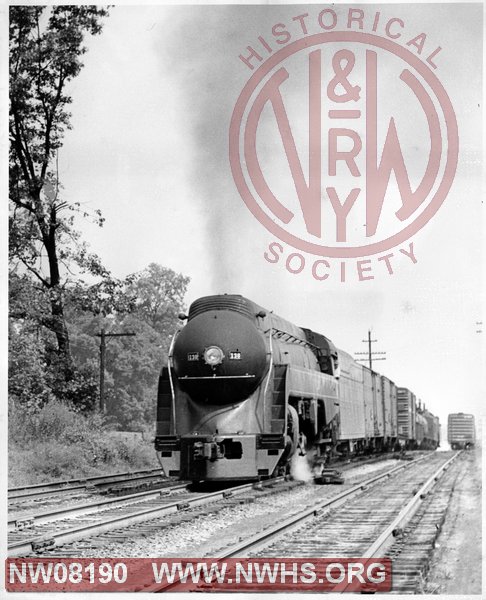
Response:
[[6, 558, 392, 592]]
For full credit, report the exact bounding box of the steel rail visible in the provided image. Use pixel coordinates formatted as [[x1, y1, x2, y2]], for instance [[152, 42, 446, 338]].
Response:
[[142, 454, 431, 592], [7, 477, 285, 557], [9, 482, 93, 501], [8, 483, 190, 532], [337, 450, 461, 593], [363, 451, 459, 558], [217, 455, 432, 558], [8, 468, 166, 500]]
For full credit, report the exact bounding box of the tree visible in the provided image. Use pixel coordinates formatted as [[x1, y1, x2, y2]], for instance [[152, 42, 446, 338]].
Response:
[[64, 264, 190, 427], [103, 315, 167, 429], [9, 6, 109, 373], [9, 320, 54, 410], [127, 263, 190, 336], [9, 271, 102, 412]]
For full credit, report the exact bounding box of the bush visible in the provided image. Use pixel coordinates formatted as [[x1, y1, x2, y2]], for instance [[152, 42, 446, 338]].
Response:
[[8, 399, 157, 486], [8, 328, 55, 410]]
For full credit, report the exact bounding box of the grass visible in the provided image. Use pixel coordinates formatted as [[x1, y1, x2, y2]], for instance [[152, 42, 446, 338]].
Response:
[[8, 399, 158, 487]]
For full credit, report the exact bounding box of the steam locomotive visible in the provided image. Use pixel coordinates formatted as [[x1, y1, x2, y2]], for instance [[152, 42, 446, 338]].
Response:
[[155, 294, 440, 482]]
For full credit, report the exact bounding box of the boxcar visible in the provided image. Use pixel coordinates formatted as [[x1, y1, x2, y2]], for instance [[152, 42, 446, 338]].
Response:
[[397, 388, 417, 447], [336, 350, 366, 445], [447, 413, 476, 449], [415, 413, 427, 447], [382, 376, 397, 443]]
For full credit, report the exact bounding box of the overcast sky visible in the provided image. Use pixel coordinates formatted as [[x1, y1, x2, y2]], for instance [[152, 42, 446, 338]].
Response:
[[54, 2, 483, 436]]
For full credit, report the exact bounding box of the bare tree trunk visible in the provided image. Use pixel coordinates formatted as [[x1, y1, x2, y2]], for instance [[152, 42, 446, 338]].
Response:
[[49, 286, 72, 362]]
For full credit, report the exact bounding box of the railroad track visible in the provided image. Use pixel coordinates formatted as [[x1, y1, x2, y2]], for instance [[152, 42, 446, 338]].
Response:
[[142, 451, 460, 593], [8, 451, 415, 506], [7, 453, 435, 558], [7, 453, 422, 559], [385, 454, 462, 593], [8, 477, 297, 557], [8, 468, 169, 502], [8, 481, 190, 534]]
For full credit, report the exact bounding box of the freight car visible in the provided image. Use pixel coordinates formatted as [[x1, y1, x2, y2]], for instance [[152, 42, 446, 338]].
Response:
[[397, 392, 440, 450], [155, 294, 440, 482], [422, 407, 440, 449], [447, 413, 476, 449]]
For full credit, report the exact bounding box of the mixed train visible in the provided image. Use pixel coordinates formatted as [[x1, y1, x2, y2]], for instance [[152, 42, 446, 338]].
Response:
[[155, 295, 440, 482]]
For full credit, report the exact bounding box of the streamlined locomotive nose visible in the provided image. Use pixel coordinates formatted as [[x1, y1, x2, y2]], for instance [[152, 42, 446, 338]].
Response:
[[172, 310, 268, 404]]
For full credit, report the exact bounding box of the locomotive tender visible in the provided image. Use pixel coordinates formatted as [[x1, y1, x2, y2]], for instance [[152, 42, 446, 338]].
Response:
[[155, 294, 440, 482]]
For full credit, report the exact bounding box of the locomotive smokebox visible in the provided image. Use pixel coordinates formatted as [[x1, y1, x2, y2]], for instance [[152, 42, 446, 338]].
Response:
[[172, 309, 268, 404]]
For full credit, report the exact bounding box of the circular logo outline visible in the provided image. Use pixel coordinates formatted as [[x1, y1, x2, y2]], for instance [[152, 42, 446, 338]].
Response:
[[229, 31, 459, 258]]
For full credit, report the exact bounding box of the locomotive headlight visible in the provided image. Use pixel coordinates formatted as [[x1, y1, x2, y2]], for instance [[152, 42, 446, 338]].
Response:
[[204, 346, 224, 366]]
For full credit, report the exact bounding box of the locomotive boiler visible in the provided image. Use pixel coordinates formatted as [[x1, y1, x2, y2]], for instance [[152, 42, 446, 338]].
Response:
[[155, 294, 439, 482]]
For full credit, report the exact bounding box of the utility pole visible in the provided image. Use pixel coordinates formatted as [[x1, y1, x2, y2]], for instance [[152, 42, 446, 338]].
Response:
[[354, 329, 386, 370], [96, 329, 136, 413]]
